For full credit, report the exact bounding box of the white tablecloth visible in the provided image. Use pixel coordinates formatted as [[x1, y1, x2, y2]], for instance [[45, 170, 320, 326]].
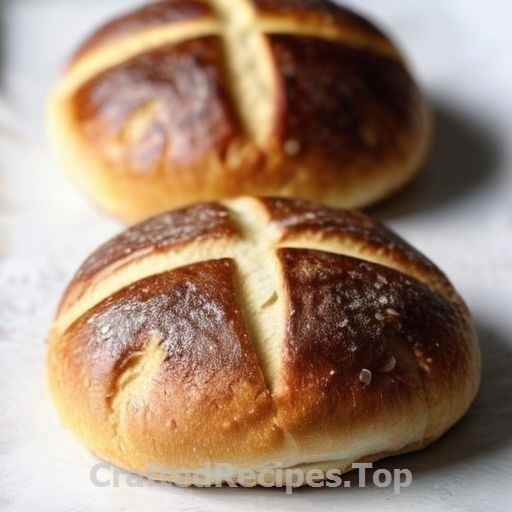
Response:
[[1, 1, 511, 510]]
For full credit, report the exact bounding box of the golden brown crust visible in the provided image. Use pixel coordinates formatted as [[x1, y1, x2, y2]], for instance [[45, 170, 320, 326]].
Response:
[[58, 202, 239, 314], [262, 197, 434, 267], [48, 259, 282, 470], [70, 0, 215, 66], [258, 197, 455, 298], [269, 35, 423, 168], [276, 248, 477, 450], [73, 36, 243, 172], [253, 0, 391, 42], [47, 197, 480, 485], [48, 0, 431, 222]]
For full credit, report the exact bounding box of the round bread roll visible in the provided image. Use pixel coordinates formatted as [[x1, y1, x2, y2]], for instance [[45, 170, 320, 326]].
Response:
[[47, 197, 480, 486], [47, 0, 431, 223]]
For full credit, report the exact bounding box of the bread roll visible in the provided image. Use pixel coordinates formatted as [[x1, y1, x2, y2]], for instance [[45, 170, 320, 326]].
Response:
[[47, 0, 431, 223], [47, 197, 480, 486]]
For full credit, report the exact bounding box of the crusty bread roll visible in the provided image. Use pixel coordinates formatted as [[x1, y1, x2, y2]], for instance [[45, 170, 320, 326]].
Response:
[[47, 197, 480, 486], [47, 0, 431, 223]]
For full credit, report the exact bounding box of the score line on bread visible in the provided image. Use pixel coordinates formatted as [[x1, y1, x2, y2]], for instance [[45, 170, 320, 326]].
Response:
[[47, 197, 480, 487]]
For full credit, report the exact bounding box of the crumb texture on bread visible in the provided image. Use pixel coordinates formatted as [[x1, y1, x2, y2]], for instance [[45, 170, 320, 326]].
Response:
[[47, 0, 431, 222], [47, 198, 480, 483]]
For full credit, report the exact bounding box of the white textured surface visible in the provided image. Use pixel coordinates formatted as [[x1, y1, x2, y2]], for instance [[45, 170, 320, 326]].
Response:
[[1, 0, 511, 510]]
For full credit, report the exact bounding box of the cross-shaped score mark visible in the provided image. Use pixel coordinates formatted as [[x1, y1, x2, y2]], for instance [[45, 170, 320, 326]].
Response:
[[55, 0, 400, 148], [53, 197, 448, 393]]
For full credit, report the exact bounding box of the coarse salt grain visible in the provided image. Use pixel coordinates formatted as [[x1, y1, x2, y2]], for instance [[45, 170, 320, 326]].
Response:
[[359, 369, 372, 386], [284, 139, 301, 156], [380, 356, 396, 373]]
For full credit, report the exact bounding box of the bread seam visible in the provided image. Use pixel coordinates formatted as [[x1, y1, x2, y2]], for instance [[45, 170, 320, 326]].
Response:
[[52, 239, 239, 335], [53, 200, 457, 337], [47, 198, 480, 484], [52, 1, 402, 102], [221, 198, 284, 392], [258, 18, 399, 57], [208, 0, 278, 145], [54, 19, 220, 97]]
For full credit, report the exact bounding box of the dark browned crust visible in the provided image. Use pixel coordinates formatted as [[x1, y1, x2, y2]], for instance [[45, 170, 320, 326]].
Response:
[[258, 197, 451, 293], [254, 0, 390, 41], [69, 0, 215, 67], [269, 34, 422, 167], [72, 33, 421, 188], [276, 248, 475, 445], [58, 202, 240, 314], [52, 0, 431, 221], [48, 198, 480, 480], [73, 36, 243, 173], [50, 258, 281, 467]]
